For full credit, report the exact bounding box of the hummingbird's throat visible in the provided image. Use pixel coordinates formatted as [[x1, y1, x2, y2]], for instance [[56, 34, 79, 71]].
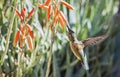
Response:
[[68, 33, 77, 42], [66, 25, 76, 42]]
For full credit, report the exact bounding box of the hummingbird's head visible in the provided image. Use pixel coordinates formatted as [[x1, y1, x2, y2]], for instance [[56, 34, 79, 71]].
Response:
[[66, 25, 75, 42]]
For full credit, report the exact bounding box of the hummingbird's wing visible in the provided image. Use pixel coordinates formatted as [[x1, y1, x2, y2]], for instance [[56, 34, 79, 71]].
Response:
[[82, 35, 107, 47]]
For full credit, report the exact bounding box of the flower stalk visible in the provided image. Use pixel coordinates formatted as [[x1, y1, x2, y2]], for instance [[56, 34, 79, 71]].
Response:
[[45, 28, 55, 77]]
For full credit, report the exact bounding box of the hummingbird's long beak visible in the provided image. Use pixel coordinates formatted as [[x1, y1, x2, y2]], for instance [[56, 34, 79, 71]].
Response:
[[66, 24, 74, 34]]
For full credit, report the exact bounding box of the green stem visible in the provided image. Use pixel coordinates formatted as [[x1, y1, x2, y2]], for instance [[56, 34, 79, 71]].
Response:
[[0, 8, 16, 65], [60, 59, 79, 71], [16, 51, 24, 77], [45, 30, 55, 77]]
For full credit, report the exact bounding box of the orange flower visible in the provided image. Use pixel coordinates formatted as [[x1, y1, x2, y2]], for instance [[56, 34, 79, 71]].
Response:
[[13, 30, 20, 47], [45, 0, 51, 6], [21, 7, 26, 17], [36, 0, 74, 30], [54, 8, 59, 25], [47, 5, 51, 20], [20, 34, 25, 48], [15, 7, 34, 20], [27, 8, 34, 19], [60, 1, 74, 10], [59, 15, 65, 29], [15, 9, 23, 20], [59, 11, 67, 24], [14, 23, 34, 51], [29, 31, 34, 39], [36, 0, 51, 9], [55, 8, 59, 17], [55, 16, 59, 25], [14, 6, 34, 52], [27, 35, 33, 52], [20, 23, 25, 36], [25, 24, 34, 39], [36, 4, 49, 10]]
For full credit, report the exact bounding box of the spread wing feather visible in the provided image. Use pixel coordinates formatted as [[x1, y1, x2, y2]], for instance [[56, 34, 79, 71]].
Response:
[[82, 35, 107, 47]]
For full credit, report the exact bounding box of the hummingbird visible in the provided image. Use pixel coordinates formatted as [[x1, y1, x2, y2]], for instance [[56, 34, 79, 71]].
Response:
[[66, 25, 107, 70]]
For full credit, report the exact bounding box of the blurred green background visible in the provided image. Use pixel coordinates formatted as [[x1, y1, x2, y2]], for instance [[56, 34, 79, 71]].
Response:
[[0, 0, 120, 77]]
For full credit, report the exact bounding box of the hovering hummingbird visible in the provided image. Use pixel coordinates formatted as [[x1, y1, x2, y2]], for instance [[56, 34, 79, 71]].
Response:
[[66, 25, 107, 70]]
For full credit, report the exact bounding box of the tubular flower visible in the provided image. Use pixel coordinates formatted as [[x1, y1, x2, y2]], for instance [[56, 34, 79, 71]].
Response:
[[13, 30, 20, 47], [45, 0, 51, 6], [60, 1, 74, 10], [36, 0, 74, 30], [14, 23, 34, 52], [27, 35, 33, 52], [27, 8, 34, 19], [21, 7, 26, 17], [59, 15, 65, 29], [47, 5, 52, 20], [15, 7, 34, 20], [36, 4, 49, 10], [14, 7, 34, 52]]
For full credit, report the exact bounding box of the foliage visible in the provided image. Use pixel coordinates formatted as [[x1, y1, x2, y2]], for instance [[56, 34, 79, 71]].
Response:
[[0, 0, 120, 77]]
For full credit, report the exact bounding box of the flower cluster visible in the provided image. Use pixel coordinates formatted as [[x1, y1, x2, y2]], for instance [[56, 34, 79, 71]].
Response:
[[36, 0, 74, 30], [14, 7, 34, 52]]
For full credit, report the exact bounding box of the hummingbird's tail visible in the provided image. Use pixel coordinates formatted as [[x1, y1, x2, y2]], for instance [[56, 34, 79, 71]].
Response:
[[82, 54, 89, 70], [80, 50, 89, 70]]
